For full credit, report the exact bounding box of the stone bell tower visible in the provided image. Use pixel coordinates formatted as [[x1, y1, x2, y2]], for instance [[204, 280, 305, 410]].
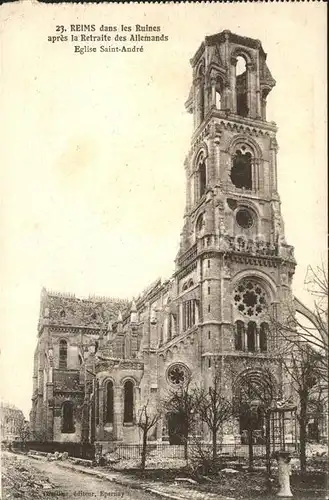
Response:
[[175, 30, 296, 438]]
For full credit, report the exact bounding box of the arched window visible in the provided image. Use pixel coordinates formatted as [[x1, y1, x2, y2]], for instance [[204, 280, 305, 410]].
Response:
[[182, 300, 196, 331], [59, 340, 67, 369], [61, 401, 74, 433], [260, 322, 268, 352], [235, 321, 244, 351], [236, 56, 248, 117], [215, 90, 222, 110], [123, 380, 134, 423], [231, 149, 252, 190], [196, 213, 205, 234], [247, 321, 256, 352], [104, 380, 114, 424], [199, 160, 207, 198]]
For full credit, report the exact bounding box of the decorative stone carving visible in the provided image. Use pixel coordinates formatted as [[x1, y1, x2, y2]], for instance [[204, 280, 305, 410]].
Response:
[[167, 363, 190, 386], [233, 279, 267, 318], [223, 262, 231, 279]]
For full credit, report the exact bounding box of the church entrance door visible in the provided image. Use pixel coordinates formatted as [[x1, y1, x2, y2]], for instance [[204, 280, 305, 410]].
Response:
[[167, 412, 185, 445]]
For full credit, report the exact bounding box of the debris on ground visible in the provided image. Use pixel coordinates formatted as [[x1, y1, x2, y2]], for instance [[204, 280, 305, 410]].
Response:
[[174, 477, 198, 484], [1, 453, 57, 499], [219, 468, 239, 474]]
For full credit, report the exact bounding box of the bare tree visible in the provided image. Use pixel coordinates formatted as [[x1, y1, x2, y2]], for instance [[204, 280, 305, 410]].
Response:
[[16, 420, 30, 442], [304, 263, 328, 347], [272, 263, 328, 382], [269, 264, 328, 472], [194, 366, 232, 461], [137, 401, 162, 471], [162, 380, 198, 460], [280, 344, 323, 473]]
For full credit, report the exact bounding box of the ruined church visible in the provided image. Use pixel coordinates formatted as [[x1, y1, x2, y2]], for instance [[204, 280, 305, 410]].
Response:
[[30, 30, 300, 449]]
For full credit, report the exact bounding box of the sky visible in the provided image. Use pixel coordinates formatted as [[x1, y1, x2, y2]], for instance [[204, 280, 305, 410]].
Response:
[[0, 2, 327, 418]]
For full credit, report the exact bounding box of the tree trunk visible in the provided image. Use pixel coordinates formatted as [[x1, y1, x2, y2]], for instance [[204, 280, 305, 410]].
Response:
[[140, 429, 148, 471], [299, 395, 308, 473], [248, 429, 254, 470], [212, 428, 217, 461], [183, 432, 188, 461], [265, 411, 271, 479]]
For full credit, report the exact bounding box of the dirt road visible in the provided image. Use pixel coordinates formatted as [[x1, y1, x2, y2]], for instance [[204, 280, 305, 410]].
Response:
[[1, 453, 159, 500]]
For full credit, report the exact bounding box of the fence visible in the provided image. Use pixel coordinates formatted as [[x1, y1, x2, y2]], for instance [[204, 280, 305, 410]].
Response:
[[8, 440, 297, 461], [11, 441, 95, 460], [111, 442, 297, 460]]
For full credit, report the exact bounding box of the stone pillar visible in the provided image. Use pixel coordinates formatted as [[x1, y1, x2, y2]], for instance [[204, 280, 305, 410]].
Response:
[[46, 383, 54, 441], [230, 58, 237, 113], [244, 329, 248, 351], [184, 160, 191, 212], [98, 386, 104, 440], [134, 385, 141, 424], [194, 76, 204, 128], [195, 300, 199, 325], [276, 451, 293, 497], [256, 327, 260, 352], [179, 303, 183, 334], [246, 63, 252, 116], [213, 135, 221, 186], [270, 139, 279, 193], [255, 52, 261, 119], [210, 78, 216, 107], [114, 385, 123, 441]]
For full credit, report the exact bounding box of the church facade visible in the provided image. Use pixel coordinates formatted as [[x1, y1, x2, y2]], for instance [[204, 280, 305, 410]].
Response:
[[30, 30, 298, 449]]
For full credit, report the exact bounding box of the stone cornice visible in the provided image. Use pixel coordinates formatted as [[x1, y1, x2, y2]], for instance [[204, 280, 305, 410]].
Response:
[[175, 261, 198, 280], [95, 359, 144, 373], [191, 112, 277, 148], [226, 253, 280, 268], [48, 325, 101, 335], [53, 389, 84, 395], [202, 351, 280, 360]]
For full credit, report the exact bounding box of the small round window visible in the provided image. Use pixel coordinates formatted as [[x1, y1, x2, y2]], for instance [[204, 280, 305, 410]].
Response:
[[236, 209, 254, 229], [167, 363, 190, 387]]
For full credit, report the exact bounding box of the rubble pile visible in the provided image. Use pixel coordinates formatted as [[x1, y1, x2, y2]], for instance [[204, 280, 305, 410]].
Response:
[[1, 454, 56, 499]]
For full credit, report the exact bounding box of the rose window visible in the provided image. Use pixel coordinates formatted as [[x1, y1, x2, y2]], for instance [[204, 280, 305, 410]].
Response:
[[236, 209, 254, 229], [167, 364, 189, 386], [233, 280, 267, 317]]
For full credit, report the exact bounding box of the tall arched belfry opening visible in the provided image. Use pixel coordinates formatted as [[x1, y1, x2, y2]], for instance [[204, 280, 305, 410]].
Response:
[[31, 31, 299, 448]]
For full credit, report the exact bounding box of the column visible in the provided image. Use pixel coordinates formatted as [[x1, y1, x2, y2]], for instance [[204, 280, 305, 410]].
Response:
[[211, 78, 216, 107], [179, 303, 183, 334], [271, 142, 278, 193], [195, 300, 199, 325], [230, 57, 237, 113], [185, 160, 191, 211], [256, 327, 260, 352], [114, 385, 123, 441], [255, 52, 261, 119], [246, 63, 252, 116], [98, 386, 104, 440]]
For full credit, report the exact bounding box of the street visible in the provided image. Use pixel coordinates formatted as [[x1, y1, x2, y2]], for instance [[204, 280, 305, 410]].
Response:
[[1, 453, 159, 500]]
